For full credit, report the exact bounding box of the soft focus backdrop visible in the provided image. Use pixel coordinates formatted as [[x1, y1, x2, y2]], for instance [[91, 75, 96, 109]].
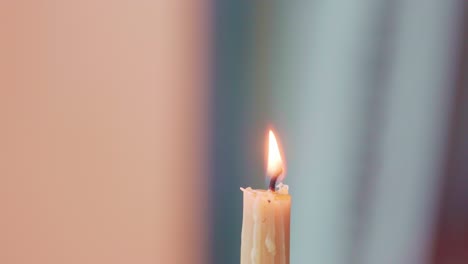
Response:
[[1, 1, 467, 264], [212, 1, 467, 264]]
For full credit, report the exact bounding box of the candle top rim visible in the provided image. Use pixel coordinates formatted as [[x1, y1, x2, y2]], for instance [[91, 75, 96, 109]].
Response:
[[240, 185, 290, 197]]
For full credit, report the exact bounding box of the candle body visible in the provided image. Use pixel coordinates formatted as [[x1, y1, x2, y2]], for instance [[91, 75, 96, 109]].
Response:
[[240, 186, 291, 264]]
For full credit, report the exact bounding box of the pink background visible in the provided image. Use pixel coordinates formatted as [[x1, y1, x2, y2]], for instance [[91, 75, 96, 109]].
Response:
[[0, 1, 210, 263]]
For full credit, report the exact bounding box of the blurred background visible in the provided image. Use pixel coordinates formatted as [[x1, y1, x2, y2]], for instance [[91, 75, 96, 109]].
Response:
[[1, 0, 467, 264]]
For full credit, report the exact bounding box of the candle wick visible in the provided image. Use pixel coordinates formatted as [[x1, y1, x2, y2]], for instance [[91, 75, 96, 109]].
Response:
[[268, 168, 283, 192], [268, 176, 277, 191]]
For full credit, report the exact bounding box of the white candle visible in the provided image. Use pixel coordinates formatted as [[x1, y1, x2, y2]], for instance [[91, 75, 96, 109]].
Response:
[[240, 130, 291, 264]]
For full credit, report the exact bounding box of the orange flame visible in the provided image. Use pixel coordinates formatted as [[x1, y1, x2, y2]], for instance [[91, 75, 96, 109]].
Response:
[[267, 130, 285, 178]]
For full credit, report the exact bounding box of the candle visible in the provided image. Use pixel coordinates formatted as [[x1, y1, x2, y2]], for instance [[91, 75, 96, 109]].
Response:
[[240, 130, 291, 264]]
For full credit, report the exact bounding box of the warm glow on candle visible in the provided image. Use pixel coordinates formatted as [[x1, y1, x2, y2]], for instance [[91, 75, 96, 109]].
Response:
[[267, 130, 284, 178]]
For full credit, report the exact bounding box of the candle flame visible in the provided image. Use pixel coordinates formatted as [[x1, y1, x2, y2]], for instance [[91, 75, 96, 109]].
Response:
[[267, 130, 285, 179]]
